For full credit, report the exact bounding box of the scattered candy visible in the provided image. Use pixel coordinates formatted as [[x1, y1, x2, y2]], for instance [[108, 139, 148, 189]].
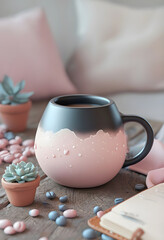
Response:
[[114, 198, 124, 205], [101, 233, 114, 240], [135, 183, 146, 191], [59, 195, 68, 203], [29, 209, 40, 217], [97, 211, 104, 218], [0, 125, 34, 165], [63, 209, 77, 218], [0, 219, 12, 229], [48, 211, 60, 221], [56, 216, 67, 226], [93, 206, 102, 214], [13, 221, 26, 232], [58, 204, 67, 212], [46, 191, 56, 199], [82, 228, 97, 239], [4, 226, 16, 235]]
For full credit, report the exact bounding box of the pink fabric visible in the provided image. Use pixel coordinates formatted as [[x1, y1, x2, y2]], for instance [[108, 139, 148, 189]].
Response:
[[146, 168, 164, 188], [129, 139, 164, 175], [0, 8, 76, 99]]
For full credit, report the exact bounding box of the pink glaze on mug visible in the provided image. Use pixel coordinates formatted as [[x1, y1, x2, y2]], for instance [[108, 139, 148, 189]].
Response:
[[35, 127, 127, 188]]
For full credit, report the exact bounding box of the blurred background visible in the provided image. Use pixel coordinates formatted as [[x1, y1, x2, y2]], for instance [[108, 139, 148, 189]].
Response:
[[0, 0, 164, 121]]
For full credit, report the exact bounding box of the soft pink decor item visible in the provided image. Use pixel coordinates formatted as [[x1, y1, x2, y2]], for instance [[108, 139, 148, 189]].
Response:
[[0, 8, 76, 99], [146, 168, 164, 188], [68, 0, 164, 94], [129, 139, 164, 175]]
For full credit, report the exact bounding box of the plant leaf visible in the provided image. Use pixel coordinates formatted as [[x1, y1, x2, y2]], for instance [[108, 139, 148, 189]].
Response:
[[1, 99, 11, 105], [16, 92, 34, 99], [13, 80, 25, 95], [12, 97, 29, 104], [1, 75, 14, 95]]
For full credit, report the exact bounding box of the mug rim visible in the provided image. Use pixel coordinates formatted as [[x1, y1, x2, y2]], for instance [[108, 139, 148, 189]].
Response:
[[50, 94, 113, 109]]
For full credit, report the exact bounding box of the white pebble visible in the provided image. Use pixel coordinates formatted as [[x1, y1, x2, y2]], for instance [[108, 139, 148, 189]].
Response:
[[63, 209, 77, 218], [13, 221, 26, 232], [22, 139, 34, 147], [0, 219, 12, 229], [4, 226, 16, 235], [38, 237, 48, 240], [29, 209, 40, 217]]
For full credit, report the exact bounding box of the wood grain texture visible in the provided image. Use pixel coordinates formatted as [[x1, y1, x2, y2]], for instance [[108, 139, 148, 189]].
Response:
[[0, 100, 161, 240]]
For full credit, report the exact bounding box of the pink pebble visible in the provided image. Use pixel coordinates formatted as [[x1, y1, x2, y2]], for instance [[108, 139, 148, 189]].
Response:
[[12, 159, 20, 164], [0, 139, 8, 149], [15, 136, 22, 144], [30, 147, 35, 155], [0, 124, 8, 133], [4, 226, 16, 235], [22, 139, 34, 147], [29, 209, 40, 217], [1, 153, 10, 161], [0, 132, 4, 139], [13, 221, 26, 233], [10, 149, 22, 155], [4, 154, 15, 163], [0, 150, 8, 156], [0, 219, 12, 229], [97, 211, 104, 218], [63, 209, 77, 218], [9, 144, 22, 151], [39, 237, 48, 240], [14, 153, 22, 158], [19, 156, 27, 162], [23, 150, 32, 157], [9, 139, 20, 145]]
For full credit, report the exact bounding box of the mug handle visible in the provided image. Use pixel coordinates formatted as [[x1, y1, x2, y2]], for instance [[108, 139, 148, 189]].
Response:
[[121, 115, 154, 168]]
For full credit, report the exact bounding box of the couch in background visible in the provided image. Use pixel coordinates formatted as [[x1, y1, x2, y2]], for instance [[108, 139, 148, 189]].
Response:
[[0, 0, 164, 121]]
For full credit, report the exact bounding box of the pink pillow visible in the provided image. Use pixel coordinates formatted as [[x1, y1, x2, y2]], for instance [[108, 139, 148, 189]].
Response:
[[0, 8, 76, 99]]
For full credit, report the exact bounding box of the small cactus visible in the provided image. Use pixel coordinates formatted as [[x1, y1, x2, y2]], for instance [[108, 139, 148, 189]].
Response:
[[0, 75, 33, 105], [3, 161, 38, 183]]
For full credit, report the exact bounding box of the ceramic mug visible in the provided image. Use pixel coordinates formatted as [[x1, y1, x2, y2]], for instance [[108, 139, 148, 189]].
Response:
[[35, 95, 154, 188]]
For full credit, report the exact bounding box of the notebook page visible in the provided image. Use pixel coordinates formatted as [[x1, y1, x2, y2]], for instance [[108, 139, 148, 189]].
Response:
[[100, 183, 164, 240]]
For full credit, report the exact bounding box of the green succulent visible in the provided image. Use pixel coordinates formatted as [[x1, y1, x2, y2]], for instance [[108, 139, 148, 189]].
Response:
[[0, 75, 33, 105], [3, 161, 38, 183]]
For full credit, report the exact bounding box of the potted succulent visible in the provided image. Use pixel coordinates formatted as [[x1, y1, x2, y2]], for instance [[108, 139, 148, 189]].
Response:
[[0, 75, 33, 132], [1, 161, 40, 207]]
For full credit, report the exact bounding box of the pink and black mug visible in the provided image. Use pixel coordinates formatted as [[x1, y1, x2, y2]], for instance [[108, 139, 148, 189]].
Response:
[[35, 94, 154, 188]]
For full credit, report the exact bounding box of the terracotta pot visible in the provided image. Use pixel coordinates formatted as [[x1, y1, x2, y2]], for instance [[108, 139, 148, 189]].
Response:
[[0, 101, 32, 132], [1, 175, 40, 207]]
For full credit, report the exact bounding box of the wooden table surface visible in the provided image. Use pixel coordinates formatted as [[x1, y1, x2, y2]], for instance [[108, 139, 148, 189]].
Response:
[[0, 101, 162, 240]]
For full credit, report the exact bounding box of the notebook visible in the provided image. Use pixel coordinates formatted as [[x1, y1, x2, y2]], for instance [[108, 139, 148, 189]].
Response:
[[88, 183, 164, 240]]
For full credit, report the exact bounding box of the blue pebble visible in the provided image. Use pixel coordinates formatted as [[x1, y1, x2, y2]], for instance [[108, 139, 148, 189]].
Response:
[[82, 228, 97, 239], [59, 195, 68, 203], [135, 183, 146, 191], [58, 204, 67, 212], [48, 211, 60, 221], [101, 233, 115, 240], [46, 191, 56, 199], [93, 206, 102, 214], [4, 131, 15, 140], [114, 198, 124, 205], [56, 216, 67, 226]]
